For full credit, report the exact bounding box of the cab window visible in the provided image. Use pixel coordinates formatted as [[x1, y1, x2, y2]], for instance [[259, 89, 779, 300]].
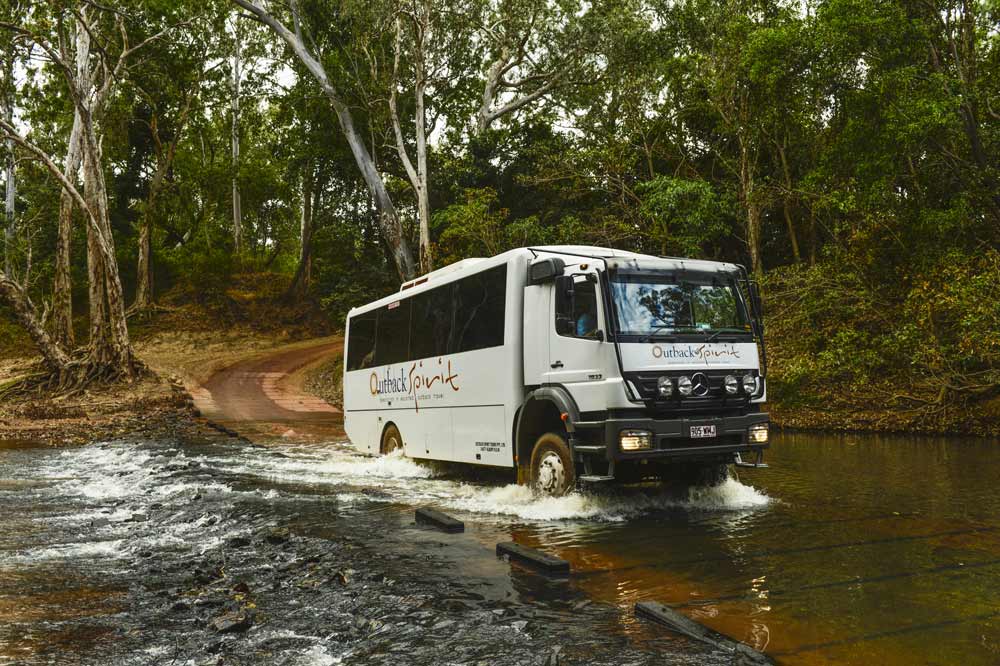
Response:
[[555, 278, 600, 339]]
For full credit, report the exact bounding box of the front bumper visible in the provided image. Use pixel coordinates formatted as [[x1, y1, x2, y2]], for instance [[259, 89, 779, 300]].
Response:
[[599, 412, 769, 461]]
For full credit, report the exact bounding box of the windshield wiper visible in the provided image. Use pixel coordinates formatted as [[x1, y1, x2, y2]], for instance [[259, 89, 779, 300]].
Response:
[[638, 325, 677, 342], [704, 327, 749, 343]]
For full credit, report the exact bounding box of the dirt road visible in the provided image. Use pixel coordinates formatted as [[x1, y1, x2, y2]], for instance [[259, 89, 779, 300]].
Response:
[[191, 337, 344, 441]]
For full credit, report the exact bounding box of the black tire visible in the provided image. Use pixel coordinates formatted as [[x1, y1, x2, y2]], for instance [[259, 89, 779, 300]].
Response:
[[380, 424, 403, 455], [529, 432, 576, 496]]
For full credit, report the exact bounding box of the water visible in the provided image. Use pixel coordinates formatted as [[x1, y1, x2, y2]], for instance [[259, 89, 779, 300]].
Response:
[[1, 431, 998, 664]]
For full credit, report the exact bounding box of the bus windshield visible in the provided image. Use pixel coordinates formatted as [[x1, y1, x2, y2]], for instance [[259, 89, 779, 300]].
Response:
[[610, 273, 749, 338]]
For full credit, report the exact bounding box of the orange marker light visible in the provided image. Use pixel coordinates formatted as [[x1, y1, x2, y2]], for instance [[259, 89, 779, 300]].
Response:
[[560, 412, 569, 422]]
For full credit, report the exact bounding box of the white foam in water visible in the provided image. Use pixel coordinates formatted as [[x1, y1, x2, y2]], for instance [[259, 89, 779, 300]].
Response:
[[12, 539, 125, 563], [438, 476, 769, 522], [239, 447, 434, 483], [223, 444, 770, 523], [298, 645, 342, 666], [685, 476, 771, 510]]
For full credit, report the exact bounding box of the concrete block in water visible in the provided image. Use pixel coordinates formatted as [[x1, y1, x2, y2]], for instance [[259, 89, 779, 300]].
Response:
[[635, 601, 773, 665], [415, 507, 464, 533], [496, 542, 570, 573]]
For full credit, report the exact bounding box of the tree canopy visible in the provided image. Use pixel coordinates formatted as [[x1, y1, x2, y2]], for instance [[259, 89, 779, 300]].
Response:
[[0, 0, 998, 427]]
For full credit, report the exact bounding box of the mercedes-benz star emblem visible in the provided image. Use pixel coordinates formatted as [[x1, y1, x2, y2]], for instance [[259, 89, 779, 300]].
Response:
[[691, 372, 710, 397]]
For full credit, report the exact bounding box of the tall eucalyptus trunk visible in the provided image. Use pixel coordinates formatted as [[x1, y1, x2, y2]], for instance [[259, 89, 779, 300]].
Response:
[[52, 110, 83, 348], [2, 33, 13, 277], [231, 16, 243, 255], [81, 116, 135, 377], [286, 170, 316, 301]]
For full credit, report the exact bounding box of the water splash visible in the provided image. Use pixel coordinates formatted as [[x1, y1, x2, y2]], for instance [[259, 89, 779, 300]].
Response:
[[297, 645, 342, 666], [439, 475, 770, 522], [216, 443, 770, 523]]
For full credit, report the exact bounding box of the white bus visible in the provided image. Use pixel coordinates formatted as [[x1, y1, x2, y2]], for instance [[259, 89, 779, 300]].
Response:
[[343, 246, 769, 495]]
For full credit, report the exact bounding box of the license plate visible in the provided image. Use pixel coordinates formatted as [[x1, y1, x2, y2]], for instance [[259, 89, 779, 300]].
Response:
[[690, 425, 717, 439]]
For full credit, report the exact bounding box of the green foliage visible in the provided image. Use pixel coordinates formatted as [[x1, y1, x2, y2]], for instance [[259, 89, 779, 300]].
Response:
[[2, 0, 999, 431], [636, 177, 730, 257], [433, 188, 554, 265]]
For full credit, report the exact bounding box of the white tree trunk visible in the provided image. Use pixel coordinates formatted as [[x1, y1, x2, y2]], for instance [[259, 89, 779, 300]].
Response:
[[2, 41, 13, 276], [231, 15, 243, 255], [390, 12, 432, 274], [3, 133, 13, 277], [81, 115, 135, 375]]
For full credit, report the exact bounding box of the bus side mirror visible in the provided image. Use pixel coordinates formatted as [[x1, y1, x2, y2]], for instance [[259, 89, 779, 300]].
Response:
[[528, 257, 566, 284], [750, 283, 763, 315], [555, 275, 575, 303], [749, 282, 765, 334]]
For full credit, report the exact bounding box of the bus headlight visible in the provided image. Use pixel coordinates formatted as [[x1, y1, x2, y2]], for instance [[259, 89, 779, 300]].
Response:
[[748, 423, 769, 443], [620, 429, 653, 451], [742, 373, 757, 395], [657, 376, 673, 398], [677, 375, 693, 396], [724, 375, 739, 395]]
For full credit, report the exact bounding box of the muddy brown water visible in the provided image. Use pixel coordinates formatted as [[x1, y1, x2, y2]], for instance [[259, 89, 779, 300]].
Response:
[[0, 431, 997, 665]]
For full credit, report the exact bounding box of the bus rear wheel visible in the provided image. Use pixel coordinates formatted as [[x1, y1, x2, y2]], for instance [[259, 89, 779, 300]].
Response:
[[380, 424, 403, 455], [529, 433, 576, 496]]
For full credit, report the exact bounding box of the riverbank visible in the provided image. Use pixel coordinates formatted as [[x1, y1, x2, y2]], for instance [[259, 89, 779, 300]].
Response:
[[0, 282, 337, 445]]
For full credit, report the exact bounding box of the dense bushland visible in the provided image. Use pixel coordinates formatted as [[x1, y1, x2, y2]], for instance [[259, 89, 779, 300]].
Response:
[[0, 0, 997, 432]]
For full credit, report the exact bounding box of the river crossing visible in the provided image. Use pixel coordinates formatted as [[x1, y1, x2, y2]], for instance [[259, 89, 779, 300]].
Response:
[[1, 430, 998, 665]]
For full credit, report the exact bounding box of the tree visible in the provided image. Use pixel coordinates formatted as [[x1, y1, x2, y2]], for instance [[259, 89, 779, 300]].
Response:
[[231, 0, 417, 281], [128, 24, 212, 313], [0, 3, 177, 381], [1, 11, 16, 277], [231, 12, 244, 256], [474, 0, 602, 135]]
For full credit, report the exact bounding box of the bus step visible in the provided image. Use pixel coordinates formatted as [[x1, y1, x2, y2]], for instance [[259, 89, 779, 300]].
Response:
[[578, 475, 615, 483], [734, 452, 769, 469]]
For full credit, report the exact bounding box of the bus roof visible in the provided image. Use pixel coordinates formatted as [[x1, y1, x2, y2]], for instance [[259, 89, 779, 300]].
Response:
[[348, 246, 744, 316]]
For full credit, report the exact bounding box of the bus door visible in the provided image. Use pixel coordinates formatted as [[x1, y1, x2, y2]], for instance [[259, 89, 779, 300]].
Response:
[[545, 270, 607, 406]]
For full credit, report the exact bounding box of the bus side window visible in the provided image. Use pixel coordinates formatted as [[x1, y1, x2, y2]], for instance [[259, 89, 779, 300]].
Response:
[[451, 264, 507, 353], [410, 286, 452, 361], [346, 311, 377, 370], [375, 300, 412, 367]]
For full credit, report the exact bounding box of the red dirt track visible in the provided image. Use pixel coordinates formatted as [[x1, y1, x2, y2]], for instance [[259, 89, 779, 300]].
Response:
[[192, 338, 344, 441]]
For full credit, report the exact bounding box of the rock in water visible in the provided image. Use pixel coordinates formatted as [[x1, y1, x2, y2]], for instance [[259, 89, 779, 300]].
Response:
[[226, 536, 251, 549], [210, 612, 253, 634], [263, 529, 290, 546]]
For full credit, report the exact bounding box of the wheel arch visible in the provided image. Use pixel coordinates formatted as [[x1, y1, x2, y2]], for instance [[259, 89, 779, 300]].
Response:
[[514, 387, 579, 481], [378, 420, 401, 454]]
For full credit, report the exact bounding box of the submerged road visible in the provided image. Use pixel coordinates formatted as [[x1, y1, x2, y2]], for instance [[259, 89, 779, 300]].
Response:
[[192, 337, 344, 441]]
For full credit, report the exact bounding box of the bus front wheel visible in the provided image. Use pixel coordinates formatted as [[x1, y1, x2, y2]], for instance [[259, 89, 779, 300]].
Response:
[[380, 424, 403, 455], [529, 433, 576, 496]]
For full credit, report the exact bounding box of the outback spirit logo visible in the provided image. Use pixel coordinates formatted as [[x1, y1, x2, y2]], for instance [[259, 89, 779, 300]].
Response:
[[370, 357, 460, 411], [651, 343, 742, 364]]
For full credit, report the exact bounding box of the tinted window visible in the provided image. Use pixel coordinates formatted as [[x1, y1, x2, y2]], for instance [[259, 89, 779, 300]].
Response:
[[451, 264, 507, 353], [346, 311, 377, 371], [410, 285, 453, 360], [556, 278, 600, 338], [374, 299, 411, 366]]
